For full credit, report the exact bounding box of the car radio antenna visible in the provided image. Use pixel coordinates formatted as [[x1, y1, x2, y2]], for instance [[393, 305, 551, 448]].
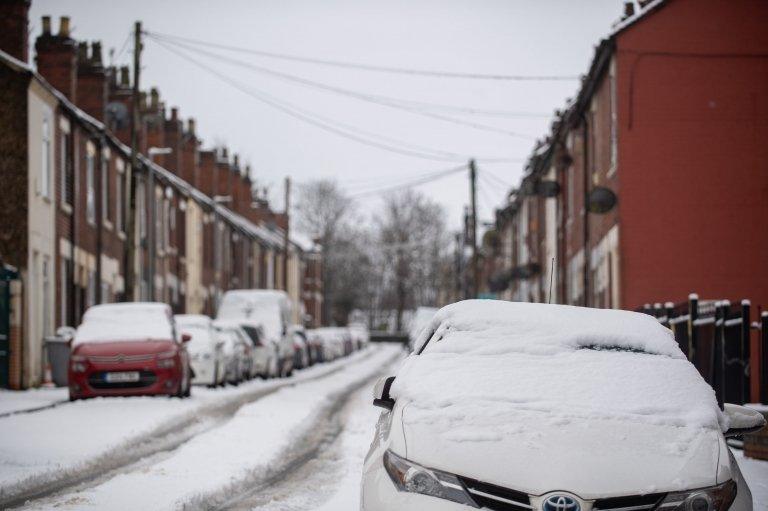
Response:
[[548, 257, 555, 304]]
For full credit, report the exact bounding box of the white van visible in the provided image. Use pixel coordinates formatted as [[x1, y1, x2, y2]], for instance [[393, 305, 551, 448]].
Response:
[[216, 290, 295, 377]]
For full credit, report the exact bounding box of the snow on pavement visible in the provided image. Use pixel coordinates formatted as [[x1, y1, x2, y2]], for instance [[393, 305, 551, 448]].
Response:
[[20, 344, 401, 510], [0, 345, 389, 499], [736, 450, 768, 511], [0, 387, 68, 416]]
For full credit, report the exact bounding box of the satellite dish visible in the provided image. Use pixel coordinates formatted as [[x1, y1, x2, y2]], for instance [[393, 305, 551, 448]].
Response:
[[588, 186, 618, 214]]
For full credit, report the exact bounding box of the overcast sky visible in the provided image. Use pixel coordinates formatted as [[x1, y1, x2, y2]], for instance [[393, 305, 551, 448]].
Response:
[[30, 0, 623, 230]]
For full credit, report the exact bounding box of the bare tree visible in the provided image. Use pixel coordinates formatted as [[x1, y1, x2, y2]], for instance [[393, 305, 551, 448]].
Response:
[[376, 189, 449, 331], [295, 180, 374, 325]]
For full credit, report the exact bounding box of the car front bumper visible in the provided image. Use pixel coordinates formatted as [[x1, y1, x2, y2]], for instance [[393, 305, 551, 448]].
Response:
[[69, 363, 182, 398]]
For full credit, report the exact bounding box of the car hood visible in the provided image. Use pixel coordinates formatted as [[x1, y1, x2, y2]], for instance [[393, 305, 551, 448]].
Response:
[[400, 404, 720, 499], [73, 340, 175, 356]]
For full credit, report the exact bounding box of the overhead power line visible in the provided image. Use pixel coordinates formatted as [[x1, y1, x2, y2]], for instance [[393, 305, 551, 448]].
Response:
[[145, 30, 581, 82], [349, 164, 467, 198], [152, 38, 517, 163], [146, 33, 536, 139]]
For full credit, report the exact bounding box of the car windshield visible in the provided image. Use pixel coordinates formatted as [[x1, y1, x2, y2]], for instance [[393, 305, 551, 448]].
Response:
[[394, 301, 725, 440]]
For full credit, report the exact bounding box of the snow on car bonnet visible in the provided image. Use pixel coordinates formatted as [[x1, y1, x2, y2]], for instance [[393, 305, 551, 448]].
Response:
[[393, 300, 725, 439], [74, 303, 173, 345]]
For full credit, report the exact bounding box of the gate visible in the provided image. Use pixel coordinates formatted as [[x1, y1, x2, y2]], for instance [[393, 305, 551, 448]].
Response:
[[639, 294, 764, 406], [0, 265, 19, 387]]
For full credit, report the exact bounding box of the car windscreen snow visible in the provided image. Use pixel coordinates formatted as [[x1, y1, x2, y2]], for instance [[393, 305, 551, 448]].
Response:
[[393, 300, 726, 444]]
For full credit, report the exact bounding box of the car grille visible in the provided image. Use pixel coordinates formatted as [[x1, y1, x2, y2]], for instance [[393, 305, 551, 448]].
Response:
[[593, 493, 666, 511], [88, 371, 157, 389], [457, 476, 532, 511], [88, 353, 155, 364]]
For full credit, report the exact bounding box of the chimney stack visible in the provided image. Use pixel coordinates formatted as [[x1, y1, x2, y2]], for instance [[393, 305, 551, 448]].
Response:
[[77, 38, 108, 121], [623, 2, 635, 18], [59, 16, 71, 37], [119, 65, 130, 86], [35, 14, 78, 101], [0, 0, 31, 63]]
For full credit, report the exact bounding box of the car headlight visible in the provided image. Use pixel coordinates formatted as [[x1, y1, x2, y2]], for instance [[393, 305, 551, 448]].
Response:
[[383, 449, 477, 507], [70, 355, 87, 373], [658, 481, 737, 511], [156, 351, 176, 369]]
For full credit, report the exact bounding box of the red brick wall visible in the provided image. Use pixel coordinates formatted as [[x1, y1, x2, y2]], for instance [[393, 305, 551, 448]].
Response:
[[0, 0, 30, 63], [615, 0, 768, 311]]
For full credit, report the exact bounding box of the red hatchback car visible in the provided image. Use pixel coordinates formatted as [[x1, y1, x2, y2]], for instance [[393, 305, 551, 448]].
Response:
[[68, 303, 192, 400]]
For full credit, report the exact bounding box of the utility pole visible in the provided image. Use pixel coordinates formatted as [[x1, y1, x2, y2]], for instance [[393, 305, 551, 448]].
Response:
[[282, 176, 291, 292], [469, 159, 479, 298], [124, 20, 142, 301]]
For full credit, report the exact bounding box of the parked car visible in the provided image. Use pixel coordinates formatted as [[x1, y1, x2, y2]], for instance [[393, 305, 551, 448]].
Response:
[[216, 290, 295, 377], [237, 323, 278, 379], [312, 327, 346, 361], [175, 314, 225, 387], [289, 326, 311, 370], [304, 329, 326, 364], [68, 302, 192, 400], [212, 321, 251, 385], [362, 300, 766, 511]]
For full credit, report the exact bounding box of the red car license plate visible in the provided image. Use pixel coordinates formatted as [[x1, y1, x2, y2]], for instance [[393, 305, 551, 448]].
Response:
[[105, 371, 140, 383]]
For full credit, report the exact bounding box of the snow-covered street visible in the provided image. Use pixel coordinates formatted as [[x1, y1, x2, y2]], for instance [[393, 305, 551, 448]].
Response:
[[0, 344, 403, 510], [1, 341, 767, 511]]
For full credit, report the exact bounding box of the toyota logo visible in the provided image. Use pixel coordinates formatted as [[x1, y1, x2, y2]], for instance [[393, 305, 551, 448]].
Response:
[[543, 495, 580, 511]]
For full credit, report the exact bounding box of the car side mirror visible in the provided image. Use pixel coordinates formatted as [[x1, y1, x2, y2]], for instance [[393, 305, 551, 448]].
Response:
[[373, 376, 396, 410], [724, 404, 766, 437], [181, 333, 192, 343]]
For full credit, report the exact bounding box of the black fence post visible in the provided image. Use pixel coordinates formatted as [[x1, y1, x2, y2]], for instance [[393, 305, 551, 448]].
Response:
[[688, 293, 699, 362], [740, 300, 751, 404], [713, 301, 725, 409], [762, 311, 768, 405]]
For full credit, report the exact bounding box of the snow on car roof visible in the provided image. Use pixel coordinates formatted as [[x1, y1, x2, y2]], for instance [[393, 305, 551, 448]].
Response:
[[74, 303, 174, 345], [394, 300, 725, 439], [175, 314, 213, 327], [413, 300, 683, 357]]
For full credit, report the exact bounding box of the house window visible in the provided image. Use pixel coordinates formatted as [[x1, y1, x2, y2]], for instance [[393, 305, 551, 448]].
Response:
[[101, 155, 110, 224], [86, 150, 96, 225], [116, 160, 124, 233], [609, 60, 618, 173], [59, 132, 70, 205], [41, 118, 51, 198]]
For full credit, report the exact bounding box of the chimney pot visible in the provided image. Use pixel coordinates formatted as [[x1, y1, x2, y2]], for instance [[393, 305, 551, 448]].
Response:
[[150, 87, 159, 109], [187, 118, 196, 135], [623, 2, 635, 18], [171, 107, 178, 120], [222, 147, 228, 159], [42, 16, 51, 35], [120, 65, 130, 86], [91, 41, 103, 65], [233, 154, 239, 167], [77, 41, 88, 62], [59, 16, 70, 38]]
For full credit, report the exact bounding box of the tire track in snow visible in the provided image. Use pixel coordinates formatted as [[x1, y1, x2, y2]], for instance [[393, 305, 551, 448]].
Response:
[[0, 348, 381, 510], [185, 352, 402, 511]]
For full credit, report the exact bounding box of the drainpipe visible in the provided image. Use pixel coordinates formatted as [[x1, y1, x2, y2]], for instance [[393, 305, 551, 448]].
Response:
[[95, 136, 104, 304], [580, 113, 590, 307]]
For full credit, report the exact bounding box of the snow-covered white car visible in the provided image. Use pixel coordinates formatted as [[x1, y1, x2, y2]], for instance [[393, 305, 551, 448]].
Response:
[[361, 300, 766, 511], [212, 321, 251, 385], [175, 314, 225, 387], [237, 323, 278, 378], [289, 326, 311, 370], [217, 290, 295, 377], [312, 327, 346, 361]]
